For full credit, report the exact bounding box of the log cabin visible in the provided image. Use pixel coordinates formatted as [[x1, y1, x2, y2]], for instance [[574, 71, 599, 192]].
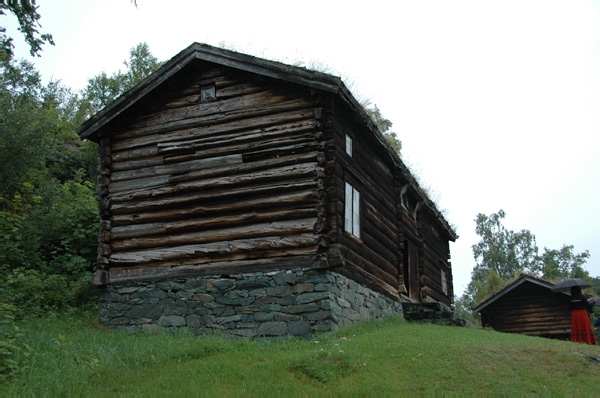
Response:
[[78, 43, 458, 335], [473, 274, 572, 339]]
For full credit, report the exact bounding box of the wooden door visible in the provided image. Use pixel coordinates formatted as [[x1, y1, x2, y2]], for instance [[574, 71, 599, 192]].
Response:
[[404, 240, 420, 301]]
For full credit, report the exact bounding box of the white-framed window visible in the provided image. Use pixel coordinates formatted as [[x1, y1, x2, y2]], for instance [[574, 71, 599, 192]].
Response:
[[345, 182, 360, 238], [345, 134, 353, 157], [441, 270, 448, 294]]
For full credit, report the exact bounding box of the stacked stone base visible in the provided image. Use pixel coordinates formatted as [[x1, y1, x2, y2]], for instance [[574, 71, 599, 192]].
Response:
[[402, 302, 467, 326], [98, 268, 404, 338]]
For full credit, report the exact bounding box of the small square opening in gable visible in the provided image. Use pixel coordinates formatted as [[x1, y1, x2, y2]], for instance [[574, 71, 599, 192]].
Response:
[[201, 85, 216, 101]]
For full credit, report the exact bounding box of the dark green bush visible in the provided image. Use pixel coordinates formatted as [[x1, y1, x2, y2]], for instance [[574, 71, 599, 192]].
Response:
[[0, 303, 32, 381]]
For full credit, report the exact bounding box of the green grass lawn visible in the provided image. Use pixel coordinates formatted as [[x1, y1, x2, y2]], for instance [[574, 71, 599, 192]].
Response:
[[2, 312, 599, 395]]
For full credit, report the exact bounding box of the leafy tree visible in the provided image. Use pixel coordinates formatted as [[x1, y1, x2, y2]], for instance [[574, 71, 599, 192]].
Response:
[[537, 245, 590, 281], [461, 209, 592, 317], [0, 0, 54, 63], [80, 42, 162, 118], [472, 210, 539, 280]]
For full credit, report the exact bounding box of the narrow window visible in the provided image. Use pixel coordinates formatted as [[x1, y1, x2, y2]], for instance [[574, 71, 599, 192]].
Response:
[[441, 270, 448, 294], [345, 182, 360, 238], [201, 85, 216, 101], [345, 134, 353, 156]]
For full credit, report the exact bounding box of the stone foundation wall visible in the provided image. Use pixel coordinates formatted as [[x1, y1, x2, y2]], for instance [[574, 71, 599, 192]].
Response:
[[98, 268, 404, 337]]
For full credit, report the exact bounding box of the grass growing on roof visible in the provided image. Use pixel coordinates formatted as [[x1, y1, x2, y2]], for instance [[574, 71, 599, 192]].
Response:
[[1, 312, 598, 395]]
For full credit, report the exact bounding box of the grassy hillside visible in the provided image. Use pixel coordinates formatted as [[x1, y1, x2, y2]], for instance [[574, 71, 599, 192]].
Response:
[[2, 313, 598, 395]]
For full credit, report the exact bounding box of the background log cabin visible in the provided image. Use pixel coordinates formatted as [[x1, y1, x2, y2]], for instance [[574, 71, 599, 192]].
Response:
[[78, 43, 457, 307], [473, 274, 572, 339]]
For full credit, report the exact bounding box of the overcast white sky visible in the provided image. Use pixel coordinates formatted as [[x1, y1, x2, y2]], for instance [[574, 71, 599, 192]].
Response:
[[5, 0, 600, 294]]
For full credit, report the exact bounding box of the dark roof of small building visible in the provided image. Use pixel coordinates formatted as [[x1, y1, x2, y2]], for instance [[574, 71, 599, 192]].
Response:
[[473, 274, 567, 313], [77, 42, 457, 240]]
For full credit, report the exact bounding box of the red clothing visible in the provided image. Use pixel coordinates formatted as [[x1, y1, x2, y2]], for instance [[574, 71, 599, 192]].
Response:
[[571, 309, 597, 345]]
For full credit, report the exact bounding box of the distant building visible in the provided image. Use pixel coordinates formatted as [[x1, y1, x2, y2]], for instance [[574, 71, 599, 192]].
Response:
[[473, 274, 571, 339]]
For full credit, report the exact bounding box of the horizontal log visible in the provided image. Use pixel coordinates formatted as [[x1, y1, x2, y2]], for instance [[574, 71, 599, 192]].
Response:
[[111, 246, 318, 270], [156, 119, 318, 157], [122, 90, 308, 135], [111, 154, 243, 182], [109, 162, 320, 203], [111, 218, 317, 251], [107, 255, 319, 284], [110, 207, 316, 240], [111, 190, 318, 226], [110, 179, 317, 215], [111, 102, 317, 150], [169, 152, 319, 185], [160, 134, 316, 166], [109, 233, 319, 265]]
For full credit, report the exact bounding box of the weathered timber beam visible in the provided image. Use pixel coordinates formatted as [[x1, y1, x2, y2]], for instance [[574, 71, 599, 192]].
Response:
[[121, 91, 312, 135], [109, 233, 319, 265], [111, 103, 317, 149], [110, 154, 243, 183], [109, 180, 317, 215], [111, 190, 318, 226], [109, 162, 320, 202], [110, 208, 317, 240], [107, 255, 318, 284]]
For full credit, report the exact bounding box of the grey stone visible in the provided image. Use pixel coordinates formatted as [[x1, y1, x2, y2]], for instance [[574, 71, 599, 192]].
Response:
[[99, 292, 123, 302], [273, 272, 296, 285], [157, 315, 186, 327], [273, 312, 302, 322], [265, 286, 292, 297], [313, 283, 331, 292], [236, 277, 271, 289], [186, 314, 203, 328], [248, 288, 266, 296], [110, 317, 131, 326], [311, 321, 334, 332], [157, 281, 184, 291], [117, 286, 138, 294], [209, 279, 235, 291], [131, 317, 152, 325], [303, 311, 331, 321], [215, 297, 255, 306], [337, 297, 352, 308], [254, 312, 274, 322], [184, 279, 206, 290], [276, 295, 296, 306], [235, 306, 261, 313], [257, 322, 288, 336], [229, 329, 257, 338], [255, 296, 277, 305], [216, 314, 242, 324], [285, 303, 319, 314], [164, 304, 192, 316], [226, 290, 249, 299], [192, 293, 215, 302], [259, 303, 282, 312], [288, 321, 311, 336], [296, 292, 331, 304], [294, 284, 314, 294], [175, 290, 194, 300]]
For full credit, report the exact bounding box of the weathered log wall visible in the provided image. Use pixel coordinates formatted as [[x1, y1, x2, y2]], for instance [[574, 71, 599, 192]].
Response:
[[95, 63, 326, 283], [480, 283, 571, 337], [327, 103, 401, 300]]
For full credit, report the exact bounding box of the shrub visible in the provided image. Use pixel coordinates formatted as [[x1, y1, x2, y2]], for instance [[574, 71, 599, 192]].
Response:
[[0, 304, 32, 381]]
